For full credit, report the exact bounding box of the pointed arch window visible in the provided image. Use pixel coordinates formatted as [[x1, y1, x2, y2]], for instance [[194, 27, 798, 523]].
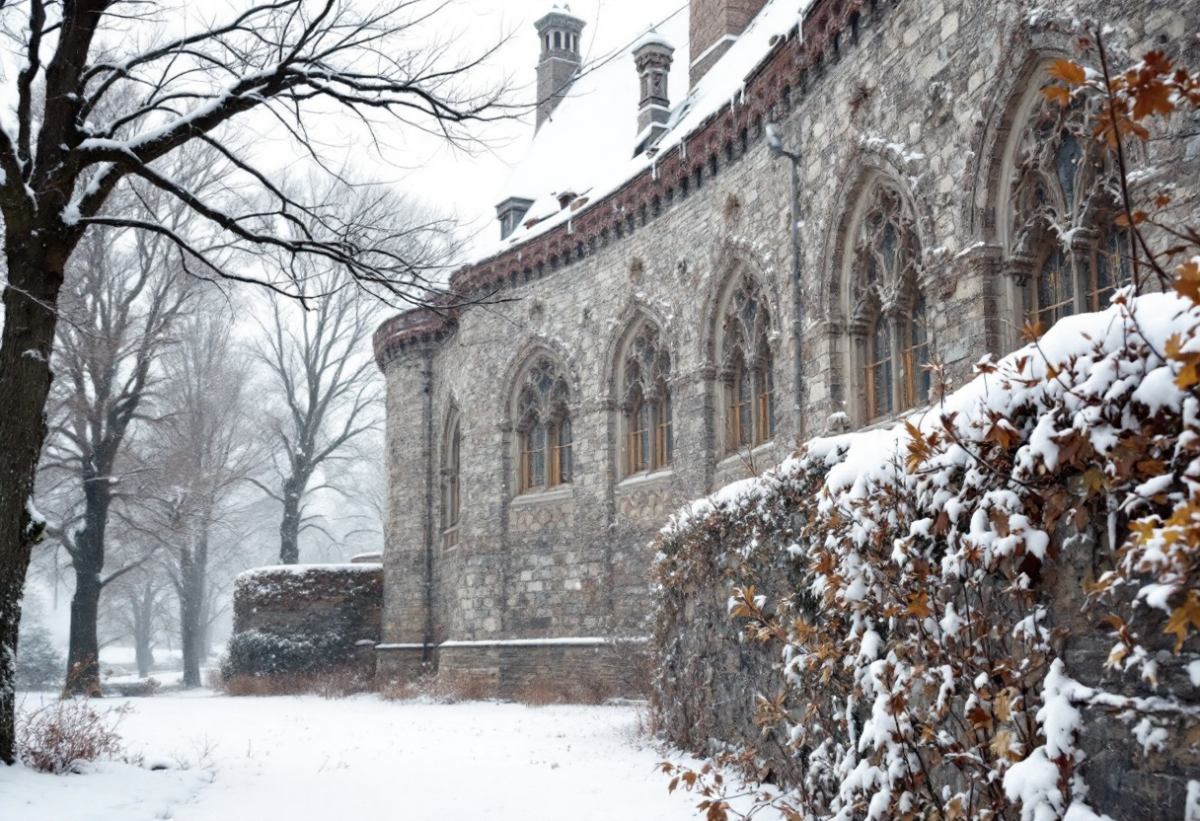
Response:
[[442, 414, 461, 548], [516, 357, 572, 492], [620, 322, 672, 476], [851, 184, 930, 422], [1008, 95, 1131, 332], [720, 276, 774, 453]]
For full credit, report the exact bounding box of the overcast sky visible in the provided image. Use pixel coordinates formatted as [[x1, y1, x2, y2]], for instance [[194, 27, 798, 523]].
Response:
[[392, 0, 688, 252]]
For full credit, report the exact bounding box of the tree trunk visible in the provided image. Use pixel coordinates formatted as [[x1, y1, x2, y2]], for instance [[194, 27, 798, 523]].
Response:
[[280, 476, 302, 564], [179, 516, 209, 689], [199, 592, 213, 663], [179, 578, 202, 687], [132, 586, 155, 679], [0, 251, 65, 762], [64, 482, 113, 696], [65, 571, 103, 695]]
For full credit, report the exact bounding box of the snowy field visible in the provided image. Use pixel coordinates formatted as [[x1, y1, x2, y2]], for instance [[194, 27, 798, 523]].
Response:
[[2, 691, 708, 821]]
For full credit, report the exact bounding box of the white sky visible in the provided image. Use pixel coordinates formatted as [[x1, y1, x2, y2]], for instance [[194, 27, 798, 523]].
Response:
[[387, 0, 688, 252]]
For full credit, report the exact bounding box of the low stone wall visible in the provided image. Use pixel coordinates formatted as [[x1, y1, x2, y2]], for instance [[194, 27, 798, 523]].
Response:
[[376, 638, 650, 701], [228, 563, 383, 679], [438, 640, 647, 700]]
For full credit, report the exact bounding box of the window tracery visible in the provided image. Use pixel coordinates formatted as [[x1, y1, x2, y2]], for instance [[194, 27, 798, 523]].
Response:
[[850, 183, 929, 421], [719, 275, 774, 452], [1008, 93, 1130, 329], [516, 357, 572, 492], [619, 321, 672, 476]]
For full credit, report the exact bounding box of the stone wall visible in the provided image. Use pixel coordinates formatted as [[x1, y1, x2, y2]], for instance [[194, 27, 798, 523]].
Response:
[[374, 0, 1200, 692]]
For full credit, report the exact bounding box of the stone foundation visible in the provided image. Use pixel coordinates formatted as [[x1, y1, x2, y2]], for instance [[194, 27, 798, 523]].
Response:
[[375, 638, 649, 701]]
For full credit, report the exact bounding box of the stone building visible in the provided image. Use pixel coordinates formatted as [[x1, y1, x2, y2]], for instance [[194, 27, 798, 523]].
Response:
[[372, 0, 1200, 692]]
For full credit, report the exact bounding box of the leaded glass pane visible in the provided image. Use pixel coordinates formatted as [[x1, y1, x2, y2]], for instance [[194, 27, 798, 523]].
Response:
[[526, 423, 546, 490], [1055, 132, 1082, 214], [1037, 247, 1074, 328], [870, 314, 893, 419], [556, 419, 572, 484], [737, 365, 752, 447], [907, 297, 930, 408]]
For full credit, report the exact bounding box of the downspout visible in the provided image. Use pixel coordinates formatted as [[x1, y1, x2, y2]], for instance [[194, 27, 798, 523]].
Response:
[[789, 154, 806, 443], [421, 351, 435, 664], [768, 123, 806, 444]]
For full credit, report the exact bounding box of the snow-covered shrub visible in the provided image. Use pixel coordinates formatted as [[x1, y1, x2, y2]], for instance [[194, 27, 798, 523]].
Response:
[[16, 699, 134, 774], [223, 564, 382, 693], [220, 628, 350, 680], [654, 293, 1200, 820], [15, 624, 63, 691]]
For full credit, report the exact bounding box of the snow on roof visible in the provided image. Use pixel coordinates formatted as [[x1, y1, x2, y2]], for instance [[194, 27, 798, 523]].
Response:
[[632, 28, 674, 52], [468, 0, 812, 262]]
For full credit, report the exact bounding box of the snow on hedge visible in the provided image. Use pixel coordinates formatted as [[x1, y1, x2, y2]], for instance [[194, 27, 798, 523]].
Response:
[[655, 291, 1200, 821]]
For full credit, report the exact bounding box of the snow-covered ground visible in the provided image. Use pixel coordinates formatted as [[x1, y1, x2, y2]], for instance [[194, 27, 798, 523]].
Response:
[[3, 691, 707, 821]]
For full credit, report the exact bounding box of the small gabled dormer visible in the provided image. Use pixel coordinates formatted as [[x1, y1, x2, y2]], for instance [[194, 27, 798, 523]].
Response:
[[496, 197, 536, 240]]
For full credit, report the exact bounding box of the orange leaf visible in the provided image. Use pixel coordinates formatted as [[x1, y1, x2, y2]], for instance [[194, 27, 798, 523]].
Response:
[[1041, 85, 1071, 106], [1175, 259, 1200, 304], [906, 590, 933, 619], [1046, 59, 1086, 85], [1131, 80, 1175, 120], [967, 705, 994, 732], [1164, 589, 1200, 652]]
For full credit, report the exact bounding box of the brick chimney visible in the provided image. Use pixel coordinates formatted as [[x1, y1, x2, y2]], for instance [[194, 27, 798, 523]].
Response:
[[633, 31, 675, 153], [535, 6, 586, 133], [689, 0, 767, 88]]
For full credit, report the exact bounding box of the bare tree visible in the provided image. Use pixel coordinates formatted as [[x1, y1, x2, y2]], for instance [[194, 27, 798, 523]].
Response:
[[254, 270, 382, 565], [147, 309, 261, 688], [0, 0, 505, 761], [100, 558, 172, 679], [39, 185, 205, 694]]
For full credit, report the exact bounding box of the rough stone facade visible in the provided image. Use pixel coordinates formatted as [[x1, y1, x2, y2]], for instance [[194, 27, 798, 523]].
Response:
[[374, 0, 1200, 691]]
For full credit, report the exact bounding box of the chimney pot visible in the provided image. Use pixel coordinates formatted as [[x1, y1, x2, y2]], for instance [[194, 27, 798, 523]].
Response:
[[534, 7, 586, 133], [633, 32, 675, 154]]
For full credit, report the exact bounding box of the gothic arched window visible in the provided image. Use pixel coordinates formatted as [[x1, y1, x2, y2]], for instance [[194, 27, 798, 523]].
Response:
[[1007, 92, 1131, 332], [719, 275, 774, 453], [620, 321, 672, 476], [442, 413, 461, 547], [516, 357, 572, 492], [851, 183, 929, 422]]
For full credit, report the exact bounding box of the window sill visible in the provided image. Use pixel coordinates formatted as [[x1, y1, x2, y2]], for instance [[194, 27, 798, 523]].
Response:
[[861, 402, 936, 432], [616, 468, 675, 492], [716, 440, 777, 474], [510, 485, 574, 507]]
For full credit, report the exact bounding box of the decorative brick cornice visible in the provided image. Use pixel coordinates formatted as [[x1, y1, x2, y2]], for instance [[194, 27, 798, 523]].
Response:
[[373, 303, 458, 369], [373, 0, 872, 372]]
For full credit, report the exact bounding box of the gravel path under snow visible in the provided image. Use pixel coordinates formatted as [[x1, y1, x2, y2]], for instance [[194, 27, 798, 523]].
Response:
[[2, 691, 706, 821]]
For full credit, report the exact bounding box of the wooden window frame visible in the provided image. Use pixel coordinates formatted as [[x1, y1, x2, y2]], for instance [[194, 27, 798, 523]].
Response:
[[443, 417, 461, 547], [620, 324, 673, 477]]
